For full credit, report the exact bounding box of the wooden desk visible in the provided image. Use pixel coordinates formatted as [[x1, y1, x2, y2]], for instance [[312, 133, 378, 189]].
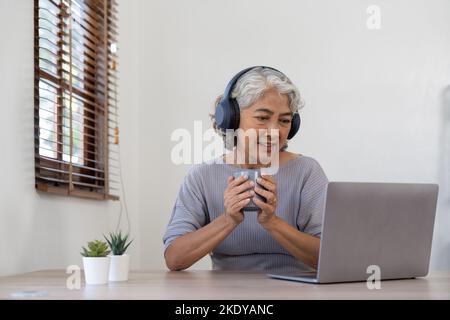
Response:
[[0, 270, 449, 300]]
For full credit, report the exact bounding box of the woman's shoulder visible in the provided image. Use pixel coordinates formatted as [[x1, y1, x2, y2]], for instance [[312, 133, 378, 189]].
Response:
[[184, 158, 226, 179], [180, 160, 228, 192], [281, 153, 327, 181], [283, 152, 323, 170]]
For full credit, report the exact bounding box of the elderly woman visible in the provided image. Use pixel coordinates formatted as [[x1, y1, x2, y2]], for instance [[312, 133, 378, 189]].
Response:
[[163, 66, 329, 273]]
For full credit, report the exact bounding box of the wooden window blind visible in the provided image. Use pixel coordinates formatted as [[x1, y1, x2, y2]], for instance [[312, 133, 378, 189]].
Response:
[[34, 0, 120, 200]]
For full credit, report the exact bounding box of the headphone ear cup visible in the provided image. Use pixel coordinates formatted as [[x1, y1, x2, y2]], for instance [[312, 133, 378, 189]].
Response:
[[215, 97, 241, 132], [230, 99, 240, 130], [215, 101, 231, 132], [287, 113, 301, 140]]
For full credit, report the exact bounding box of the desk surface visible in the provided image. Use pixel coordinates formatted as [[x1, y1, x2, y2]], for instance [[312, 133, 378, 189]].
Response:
[[1, 270, 449, 300]]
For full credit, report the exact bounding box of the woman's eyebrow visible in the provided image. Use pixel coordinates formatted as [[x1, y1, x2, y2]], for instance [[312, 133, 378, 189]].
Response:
[[254, 108, 292, 117], [254, 108, 274, 115]]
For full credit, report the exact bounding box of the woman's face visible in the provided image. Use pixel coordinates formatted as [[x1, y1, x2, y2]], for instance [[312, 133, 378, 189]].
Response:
[[238, 87, 293, 156]]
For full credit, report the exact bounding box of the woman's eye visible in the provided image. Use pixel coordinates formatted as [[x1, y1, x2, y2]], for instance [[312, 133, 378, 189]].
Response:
[[256, 117, 269, 121], [280, 119, 291, 124]]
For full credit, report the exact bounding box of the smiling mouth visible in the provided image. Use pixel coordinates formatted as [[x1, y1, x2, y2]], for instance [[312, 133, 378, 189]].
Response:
[[258, 143, 277, 151], [258, 140, 278, 146], [257, 136, 279, 150]]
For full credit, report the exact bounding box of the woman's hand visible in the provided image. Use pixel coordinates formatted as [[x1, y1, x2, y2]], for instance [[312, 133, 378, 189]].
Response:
[[223, 175, 255, 226], [253, 175, 278, 228]]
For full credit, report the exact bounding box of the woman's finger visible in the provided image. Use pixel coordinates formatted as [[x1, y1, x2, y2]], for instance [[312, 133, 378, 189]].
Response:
[[231, 198, 251, 211], [261, 175, 276, 184], [226, 176, 243, 194], [229, 190, 254, 209], [228, 175, 248, 188], [254, 187, 275, 203], [256, 176, 276, 192], [236, 189, 255, 201], [231, 180, 254, 196], [253, 196, 273, 211]]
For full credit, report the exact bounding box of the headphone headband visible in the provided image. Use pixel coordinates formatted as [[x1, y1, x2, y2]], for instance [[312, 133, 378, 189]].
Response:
[[222, 66, 280, 102]]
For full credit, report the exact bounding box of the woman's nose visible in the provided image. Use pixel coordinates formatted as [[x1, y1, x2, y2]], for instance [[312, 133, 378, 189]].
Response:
[[267, 120, 281, 131]]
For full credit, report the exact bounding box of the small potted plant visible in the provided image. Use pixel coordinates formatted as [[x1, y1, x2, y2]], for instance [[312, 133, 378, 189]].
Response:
[[81, 240, 111, 285], [104, 231, 133, 281]]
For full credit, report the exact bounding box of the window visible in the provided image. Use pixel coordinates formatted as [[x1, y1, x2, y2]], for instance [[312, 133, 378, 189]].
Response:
[[34, 0, 119, 200]]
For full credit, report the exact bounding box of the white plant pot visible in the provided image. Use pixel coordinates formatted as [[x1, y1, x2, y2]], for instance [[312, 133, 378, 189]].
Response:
[[108, 254, 130, 282], [83, 257, 110, 285]]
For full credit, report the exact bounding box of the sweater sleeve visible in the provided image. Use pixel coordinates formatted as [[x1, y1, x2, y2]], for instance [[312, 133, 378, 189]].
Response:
[[162, 165, 209, 253]]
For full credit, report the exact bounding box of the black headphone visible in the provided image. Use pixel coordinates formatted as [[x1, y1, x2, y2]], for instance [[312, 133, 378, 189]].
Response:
[[214, 66, 301, 140]]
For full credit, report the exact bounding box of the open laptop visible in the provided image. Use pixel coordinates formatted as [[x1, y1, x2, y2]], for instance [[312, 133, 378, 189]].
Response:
[[268, 182, 439, 284]]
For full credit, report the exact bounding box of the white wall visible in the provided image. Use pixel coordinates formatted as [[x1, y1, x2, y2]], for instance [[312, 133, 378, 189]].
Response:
[[134, 0, 450, 271], [1, 0, 449, 276], [0, 0, 141, 276]]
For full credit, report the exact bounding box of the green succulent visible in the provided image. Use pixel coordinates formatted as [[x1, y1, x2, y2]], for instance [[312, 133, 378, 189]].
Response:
[[104, 231, 133, 256], [81, 240, 111, 257]]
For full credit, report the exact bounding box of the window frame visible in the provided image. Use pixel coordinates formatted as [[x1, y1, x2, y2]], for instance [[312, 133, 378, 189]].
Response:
[[34, 0, 119, 201]]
